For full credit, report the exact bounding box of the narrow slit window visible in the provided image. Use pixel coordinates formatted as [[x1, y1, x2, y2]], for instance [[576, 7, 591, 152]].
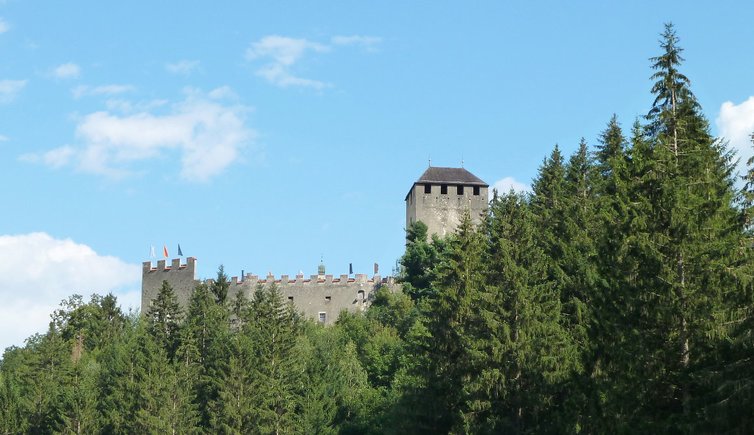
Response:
[[424, 184, 431, 194], [457, 185, 464, 195], [325, 296, 331, 302], [441, 185, 448, 194], [473, 186, 480, 196], [288, 296, 294, 302]]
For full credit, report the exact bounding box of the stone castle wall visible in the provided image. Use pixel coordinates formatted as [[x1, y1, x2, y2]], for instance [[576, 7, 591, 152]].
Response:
[[142, 257, 398, 324], [142, 257, 199, 311], [406, 183, 488, 238]]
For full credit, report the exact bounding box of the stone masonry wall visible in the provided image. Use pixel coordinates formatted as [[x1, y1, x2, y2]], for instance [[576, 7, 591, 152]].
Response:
[[141, 257, 198, 312], [406, 183, 488, 238], [142, 258, 398, 325]]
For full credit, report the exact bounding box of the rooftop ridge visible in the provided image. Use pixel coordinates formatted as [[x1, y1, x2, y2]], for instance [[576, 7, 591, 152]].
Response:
[[415, 166, 488, 186]]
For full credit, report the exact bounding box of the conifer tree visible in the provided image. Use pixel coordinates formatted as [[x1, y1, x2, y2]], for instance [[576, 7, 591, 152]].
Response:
[[211, 265, 231, 305], [481, 192, 580, 433], [147, 280, 183, 358], [600, 24, 742, 430], [412, 212, 486, 433], [176, 281, 231, 428], [400, 221, 447, 300], [60, 354, 100, 434], [243, 284, 304, 434]]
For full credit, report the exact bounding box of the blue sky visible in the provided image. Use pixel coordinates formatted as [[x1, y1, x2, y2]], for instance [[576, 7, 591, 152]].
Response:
[[2, 1, 754, 350]]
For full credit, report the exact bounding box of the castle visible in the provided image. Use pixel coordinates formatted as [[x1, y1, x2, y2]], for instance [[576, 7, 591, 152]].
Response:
[[141, 166, 488, 324]]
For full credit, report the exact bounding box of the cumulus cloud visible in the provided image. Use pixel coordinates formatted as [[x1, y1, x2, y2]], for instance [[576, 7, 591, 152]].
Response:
[[53, 62, 81, 79], [490, 176, 531, 199], [246, 35, 331, 89], [165, 60, 200, 75], [0, 79, 27, 103], [72, 84, 135, 99], [23, 87, 254, 182], [331, 35, 381, 49], [0, 18, 8, 34], [717, 97, 754, 173], [0, 232, 140, 352]]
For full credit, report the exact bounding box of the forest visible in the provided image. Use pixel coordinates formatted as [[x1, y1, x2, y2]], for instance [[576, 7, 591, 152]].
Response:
[[2, 24, 754, 434]]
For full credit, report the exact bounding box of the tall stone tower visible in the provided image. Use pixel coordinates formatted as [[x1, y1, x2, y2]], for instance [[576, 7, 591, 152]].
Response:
[[405, 166, 489, 238]]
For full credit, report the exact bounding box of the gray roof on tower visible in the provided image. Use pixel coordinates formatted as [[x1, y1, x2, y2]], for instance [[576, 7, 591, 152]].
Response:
[[406, 166, 488, 200], [416, 166, 488, 186]]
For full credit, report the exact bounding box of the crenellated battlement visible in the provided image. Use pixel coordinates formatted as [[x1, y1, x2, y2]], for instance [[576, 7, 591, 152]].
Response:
[[225, 272, 394, 286], [143, 257, 197, 273], [141, 258, 400, 325], [141, 257, 199, 311]]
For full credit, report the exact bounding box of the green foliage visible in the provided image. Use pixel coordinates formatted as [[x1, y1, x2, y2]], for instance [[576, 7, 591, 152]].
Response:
[[401, 220, 447, 299], [147, 280, 183, 358]]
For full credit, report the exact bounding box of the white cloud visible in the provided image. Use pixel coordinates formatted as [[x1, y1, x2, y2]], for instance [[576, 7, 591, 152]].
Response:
[[717, 97, 754, 173], [24, 87, 254, 182], [165, 60, 200, 75], [19, 145, 75, 168], [0, 79, 27, 103], [0, 18, 8, 34], [53, 62, 81, 79], [490, 176, 531, 199], [72, 84, 135, 98], [246, 35, 330, 89], [331, 35, 382, 49], [104, 98, 167, 114], [0, 134, 8, 142], [0, 233, 140, 352]]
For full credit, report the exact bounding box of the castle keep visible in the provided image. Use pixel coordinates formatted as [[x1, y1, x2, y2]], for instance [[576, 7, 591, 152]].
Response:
[[405, 166, 489, 238], [142, 166, 487, 323]]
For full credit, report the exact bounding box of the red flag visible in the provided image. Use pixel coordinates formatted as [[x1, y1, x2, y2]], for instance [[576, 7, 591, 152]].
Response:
[[163, 245, 169, 258]]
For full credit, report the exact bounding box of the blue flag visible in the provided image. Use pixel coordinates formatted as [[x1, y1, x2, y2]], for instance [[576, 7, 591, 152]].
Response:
[[177, 244, 183, 257]]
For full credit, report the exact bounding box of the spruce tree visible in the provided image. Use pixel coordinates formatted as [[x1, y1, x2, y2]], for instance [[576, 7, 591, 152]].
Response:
[[211, 265, 231, 305], [400, 221, 446, 300], [147, 280, 183, 358], [600, 24, 742, 430], [176, 281, 231, 429], [481, 192, 579, 433], [412, 212, 487, 433], [243, 284, 304, 434]]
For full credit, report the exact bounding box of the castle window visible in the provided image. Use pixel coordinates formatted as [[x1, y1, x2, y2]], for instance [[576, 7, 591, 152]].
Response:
[[441, 184, 448, 194], [288, 296, 294, 302], [318, 312, 327, 323], [473, 186, 480, 196], [424, 184, 431, 194], [457, 185, 464, 195], [358, 290, 365, 301], [325, 296, 331, 302]]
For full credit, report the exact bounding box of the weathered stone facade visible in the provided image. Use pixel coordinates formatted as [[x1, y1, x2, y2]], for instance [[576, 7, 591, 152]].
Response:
[[141, 257, 395, 324], [141, 258, 198, 312], [405, 166, 489, 238]]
